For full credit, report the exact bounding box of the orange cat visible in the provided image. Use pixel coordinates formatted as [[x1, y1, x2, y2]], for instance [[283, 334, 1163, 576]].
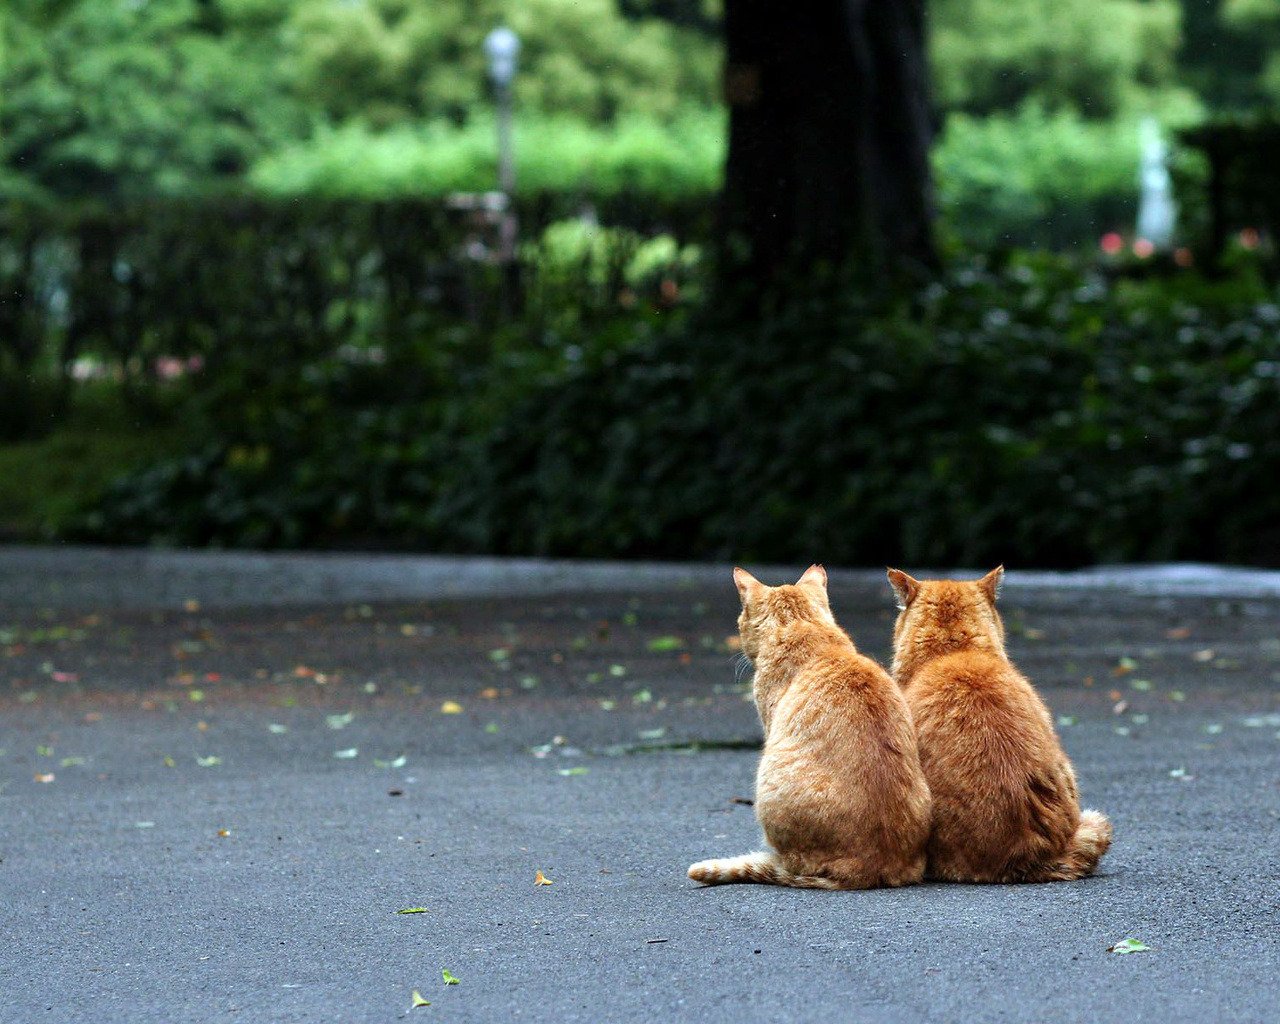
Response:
[[688, 565, 931, 889], [887, 566, 1111, 883]]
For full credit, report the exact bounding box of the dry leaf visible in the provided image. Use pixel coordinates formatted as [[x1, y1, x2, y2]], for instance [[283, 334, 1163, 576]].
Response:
[[440, 700, 463, 714], [34, 772, 55, 783], [535, 870, 553, 886]]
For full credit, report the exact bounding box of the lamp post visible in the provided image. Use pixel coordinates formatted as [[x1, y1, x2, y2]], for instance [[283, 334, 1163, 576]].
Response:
[[484, 27, 520, 197]]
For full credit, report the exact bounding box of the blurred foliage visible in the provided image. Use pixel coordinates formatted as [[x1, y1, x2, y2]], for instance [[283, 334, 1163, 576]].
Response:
[[0, 0, 303, 201], [73, 256, 1280, 567], [932, 0, 1193, 119], [249, 109, 725, 200], [934, 106, 1143, 248]]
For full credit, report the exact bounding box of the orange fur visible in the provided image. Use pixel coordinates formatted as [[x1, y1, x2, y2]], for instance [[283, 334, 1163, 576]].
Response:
[[688, 565, 931, 890], [887, 567, 1112, 883]]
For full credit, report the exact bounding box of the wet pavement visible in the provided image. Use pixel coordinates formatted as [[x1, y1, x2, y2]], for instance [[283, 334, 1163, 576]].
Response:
[[2, 550, 1278, 1023]]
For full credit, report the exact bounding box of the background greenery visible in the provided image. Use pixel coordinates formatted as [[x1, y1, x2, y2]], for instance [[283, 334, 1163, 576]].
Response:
[[3, 0, 1280, 564]]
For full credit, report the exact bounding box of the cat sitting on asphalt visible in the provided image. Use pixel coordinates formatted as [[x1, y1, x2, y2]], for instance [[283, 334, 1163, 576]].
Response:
[[688, 565, 932, 890], [887, 566, 1111, 883]]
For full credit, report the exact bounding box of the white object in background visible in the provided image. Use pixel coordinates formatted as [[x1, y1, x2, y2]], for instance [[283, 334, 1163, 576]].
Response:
[[1136, 117, 1176, 250]]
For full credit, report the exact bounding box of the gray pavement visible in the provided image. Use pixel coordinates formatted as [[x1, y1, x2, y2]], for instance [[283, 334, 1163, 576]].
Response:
[[2, 549, 1279, 1023]]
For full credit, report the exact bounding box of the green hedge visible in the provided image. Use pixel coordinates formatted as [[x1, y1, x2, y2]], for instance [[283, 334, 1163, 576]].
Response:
[[80, 256, 1280, 566]]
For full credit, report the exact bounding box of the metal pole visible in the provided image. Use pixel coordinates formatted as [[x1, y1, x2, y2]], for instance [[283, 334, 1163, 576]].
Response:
[[496, 81, 515, 197]]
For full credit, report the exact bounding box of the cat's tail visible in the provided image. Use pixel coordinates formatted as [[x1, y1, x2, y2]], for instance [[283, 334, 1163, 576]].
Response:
[[687, 850, 841, 889], [1040, 808, 1113, 881]]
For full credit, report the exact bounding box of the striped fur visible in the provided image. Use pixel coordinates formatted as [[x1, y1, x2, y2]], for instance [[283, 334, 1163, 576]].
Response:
[[687, 851, 842, 889]]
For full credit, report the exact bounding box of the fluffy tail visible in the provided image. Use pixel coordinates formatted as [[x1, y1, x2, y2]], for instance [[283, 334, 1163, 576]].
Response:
[[687, 850, 840, 889], [1037, 809, 1113, 881]]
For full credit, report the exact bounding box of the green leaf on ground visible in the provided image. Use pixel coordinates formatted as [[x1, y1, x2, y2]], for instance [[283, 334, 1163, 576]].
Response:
[[411, 990, 431, 1007], [1108, 938, 1151, 954], [484, 722, 500, 734], [333, 747, 359, 759], [195, 755, 222, 767], [489, 648, 510, 662], [326, 712, 354, 730], [647, 636, 684, 652], [268, 723, 288, 734], [638, 727, 666, 740], [609, 664, 627, 677], [374, 755, 408, 768], [632, 689, 653, 704], [442, 968, 460, 985], [397, 907, 428, 914], [558, 766, 589, 776]]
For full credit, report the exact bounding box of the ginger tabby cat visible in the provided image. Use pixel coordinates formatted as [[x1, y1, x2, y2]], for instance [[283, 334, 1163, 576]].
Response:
[[887, 566, 1112, 883], [688, 565, 931, 890]]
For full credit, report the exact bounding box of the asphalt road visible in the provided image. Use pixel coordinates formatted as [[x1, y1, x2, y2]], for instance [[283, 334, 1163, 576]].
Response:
[[2, 551, 1279, 1023]]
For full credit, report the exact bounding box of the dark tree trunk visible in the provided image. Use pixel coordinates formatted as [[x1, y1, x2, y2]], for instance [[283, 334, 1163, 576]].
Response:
[[719, 0, 936, 286]]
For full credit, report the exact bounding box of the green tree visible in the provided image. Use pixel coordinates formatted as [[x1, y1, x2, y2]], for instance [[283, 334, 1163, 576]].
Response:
[[1, 0, 301, 201], [931, 0, 1187, 118], [284, 0, 719, 127]]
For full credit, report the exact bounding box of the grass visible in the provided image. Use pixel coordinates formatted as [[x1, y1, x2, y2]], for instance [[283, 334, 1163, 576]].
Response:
[[0, 387, 195, 541]]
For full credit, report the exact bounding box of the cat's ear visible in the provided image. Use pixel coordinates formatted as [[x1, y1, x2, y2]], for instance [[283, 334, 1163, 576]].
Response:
[[733, 567, 763, 604], [979, 565, 1005, 603], [796, 564, 827, 591], [886, 568, 921, 610]]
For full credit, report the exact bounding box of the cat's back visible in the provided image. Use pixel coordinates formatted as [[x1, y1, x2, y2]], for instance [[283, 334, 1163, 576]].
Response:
[[905, 649, 1054, 745]]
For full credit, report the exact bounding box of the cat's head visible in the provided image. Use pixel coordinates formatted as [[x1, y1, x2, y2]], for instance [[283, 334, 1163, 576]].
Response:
[[732, 565, 835, 658], [885, 566, 1006, 655]]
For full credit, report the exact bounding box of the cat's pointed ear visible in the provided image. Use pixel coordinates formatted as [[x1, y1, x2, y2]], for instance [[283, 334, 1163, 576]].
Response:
[[886, 568, 921, 610], [733, 567, 763, 604], [797, 564, 827, 591], [979, 565, 1005, 603]]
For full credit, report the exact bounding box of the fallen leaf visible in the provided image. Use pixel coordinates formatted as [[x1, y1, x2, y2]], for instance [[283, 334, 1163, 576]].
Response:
[[484, 722, 500, 734], [632, 689, 653, 704], [1192, 649, 1215, 662], [1130, 679, 1153, 692], [217, 828, 231, 837], [373, 755, 407, 768], [1107, 938, 1151, 954], [535, 870, 553, 886], [638, 727, 667, 740], [326, 712, 354, 730], [34, 772, 55, 783], [558, 767, 589, 776], [440, 701, 463, 714], [1165, 626, 1191, 640], [196, 755, 222, 767], [333, 748, 359, 759], [609, 664, 627, 677], [479, 687, 500, 699], [397, 907, 428, 915], [411, 991, 431, 1008], [442, 969, 459, 986], [1169, 767, 1193, 780], [1112, 700, 1129, 715], [1112, 657, 1138, 676], [647, 636, 684, 652], [268, 723, 288, 734], [488, 648, 510, 662]]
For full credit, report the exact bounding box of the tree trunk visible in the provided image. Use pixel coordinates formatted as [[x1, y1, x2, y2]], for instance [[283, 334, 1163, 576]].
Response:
[[719, 0, 936, 286]]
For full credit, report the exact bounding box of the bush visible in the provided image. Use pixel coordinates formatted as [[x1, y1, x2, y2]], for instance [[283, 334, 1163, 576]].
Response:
[[81, 255, 1280, 567], [248, 109, 726, 201]]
